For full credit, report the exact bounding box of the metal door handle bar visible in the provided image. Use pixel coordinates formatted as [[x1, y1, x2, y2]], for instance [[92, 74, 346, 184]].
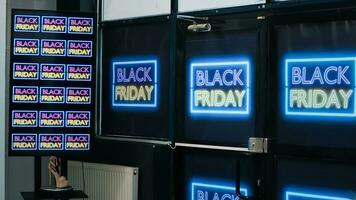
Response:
[[236, 158, 257, 200], [175, 142, 250, 152], [97, 135, 172, 146]]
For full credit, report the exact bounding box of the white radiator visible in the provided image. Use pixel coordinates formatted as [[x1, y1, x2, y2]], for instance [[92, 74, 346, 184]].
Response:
[[68, 161, 139, 200]]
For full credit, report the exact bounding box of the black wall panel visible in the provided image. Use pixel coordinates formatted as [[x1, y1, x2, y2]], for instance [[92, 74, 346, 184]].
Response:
[[101, 22, 171, 140]]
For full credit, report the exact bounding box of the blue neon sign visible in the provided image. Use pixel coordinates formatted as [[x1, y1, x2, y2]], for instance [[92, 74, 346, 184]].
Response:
[[11, 133, 37, 151], [13, 38, 39, 56], [39, 87, 65, 104], [66, 64, 92, 81], [67, 40, 92, 57], [191, 181, 248, 200], [12, 110, 38, 127], [65, 134, 90, 150], [41, 16, 67, 33], [14, 15, 40, 33], [284, 57, 356, 118], [112, 59, 158, 108], [39, 111, 65, 128], [13, 63, 39, 80], [189, 59, 251, 116], [41, 39, 66, 57], [40, 64, 66, 81], [66, 87, 91, 104], [65, 111, 91, 128], [12, 86, 38, 103], [38, 134, 64, 150], [68, 17, 93, 34], [285, 190, 353, 200]]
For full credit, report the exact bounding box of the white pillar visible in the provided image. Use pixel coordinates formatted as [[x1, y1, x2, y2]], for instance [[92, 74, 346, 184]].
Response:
[[0, 0, 6, 199]]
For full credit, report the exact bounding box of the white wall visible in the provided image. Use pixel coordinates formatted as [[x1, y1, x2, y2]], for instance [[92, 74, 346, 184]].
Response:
[[178, 0, 265, 13], [11, 0, 56, 10], [102, 0, 266, 21], [102, 0, 171, 21], [0, 0, 6, 199]]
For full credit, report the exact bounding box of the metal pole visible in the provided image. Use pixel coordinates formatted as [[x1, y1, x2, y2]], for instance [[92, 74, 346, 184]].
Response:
[[34, 156, 42, 192]]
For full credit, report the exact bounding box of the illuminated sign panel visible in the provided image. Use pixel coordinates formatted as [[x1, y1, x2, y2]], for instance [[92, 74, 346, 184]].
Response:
[[11, 134, 37, 150], [13, 63, 39, 80], [41, 39, 66, 56], [68, 17, 93, 34], [12, 110, 38, 127], [67, 40, 92, 57], [112, 59, 158, 108], [14, 15, 40, 32], [284, 57, 356, 117], [39, 134, 64, 150], [40, 64, 66, 80], [12, 86, 38, 103], [191, 181, 248, 200], [65, 134, 90, 150], [66, 87, 91, 104], [40, 87, 65, 104], [41, 16, 67, 33], [189, 60, 250, 115], [13, 38, 39, 56], [66, 64, 92, 81], [39, 111, 65, 127], [286, 191, 352, 200], [65, 111, 90, 128], [10, 10, 95, 156]]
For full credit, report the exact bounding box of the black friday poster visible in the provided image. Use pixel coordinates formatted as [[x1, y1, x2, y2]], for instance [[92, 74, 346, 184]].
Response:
[[9, 10, 95, 155]]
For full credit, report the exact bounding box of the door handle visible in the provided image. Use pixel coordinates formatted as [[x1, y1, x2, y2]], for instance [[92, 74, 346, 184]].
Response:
[[236, 158, 260, 200]]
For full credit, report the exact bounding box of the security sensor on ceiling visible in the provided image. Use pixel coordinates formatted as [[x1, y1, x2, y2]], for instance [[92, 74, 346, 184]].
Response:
[[187, 23, 211, 32], [177, 15, 212, 32]]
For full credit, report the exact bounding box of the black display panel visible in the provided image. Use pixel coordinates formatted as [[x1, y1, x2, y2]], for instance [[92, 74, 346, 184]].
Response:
[[277, 158, 356, 200], [101, 22, 171, 139], [175, 148, 258, 200], [177, 19, 262, 147], [9, 10, 96, 156], [271, 18, 356, 149]]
